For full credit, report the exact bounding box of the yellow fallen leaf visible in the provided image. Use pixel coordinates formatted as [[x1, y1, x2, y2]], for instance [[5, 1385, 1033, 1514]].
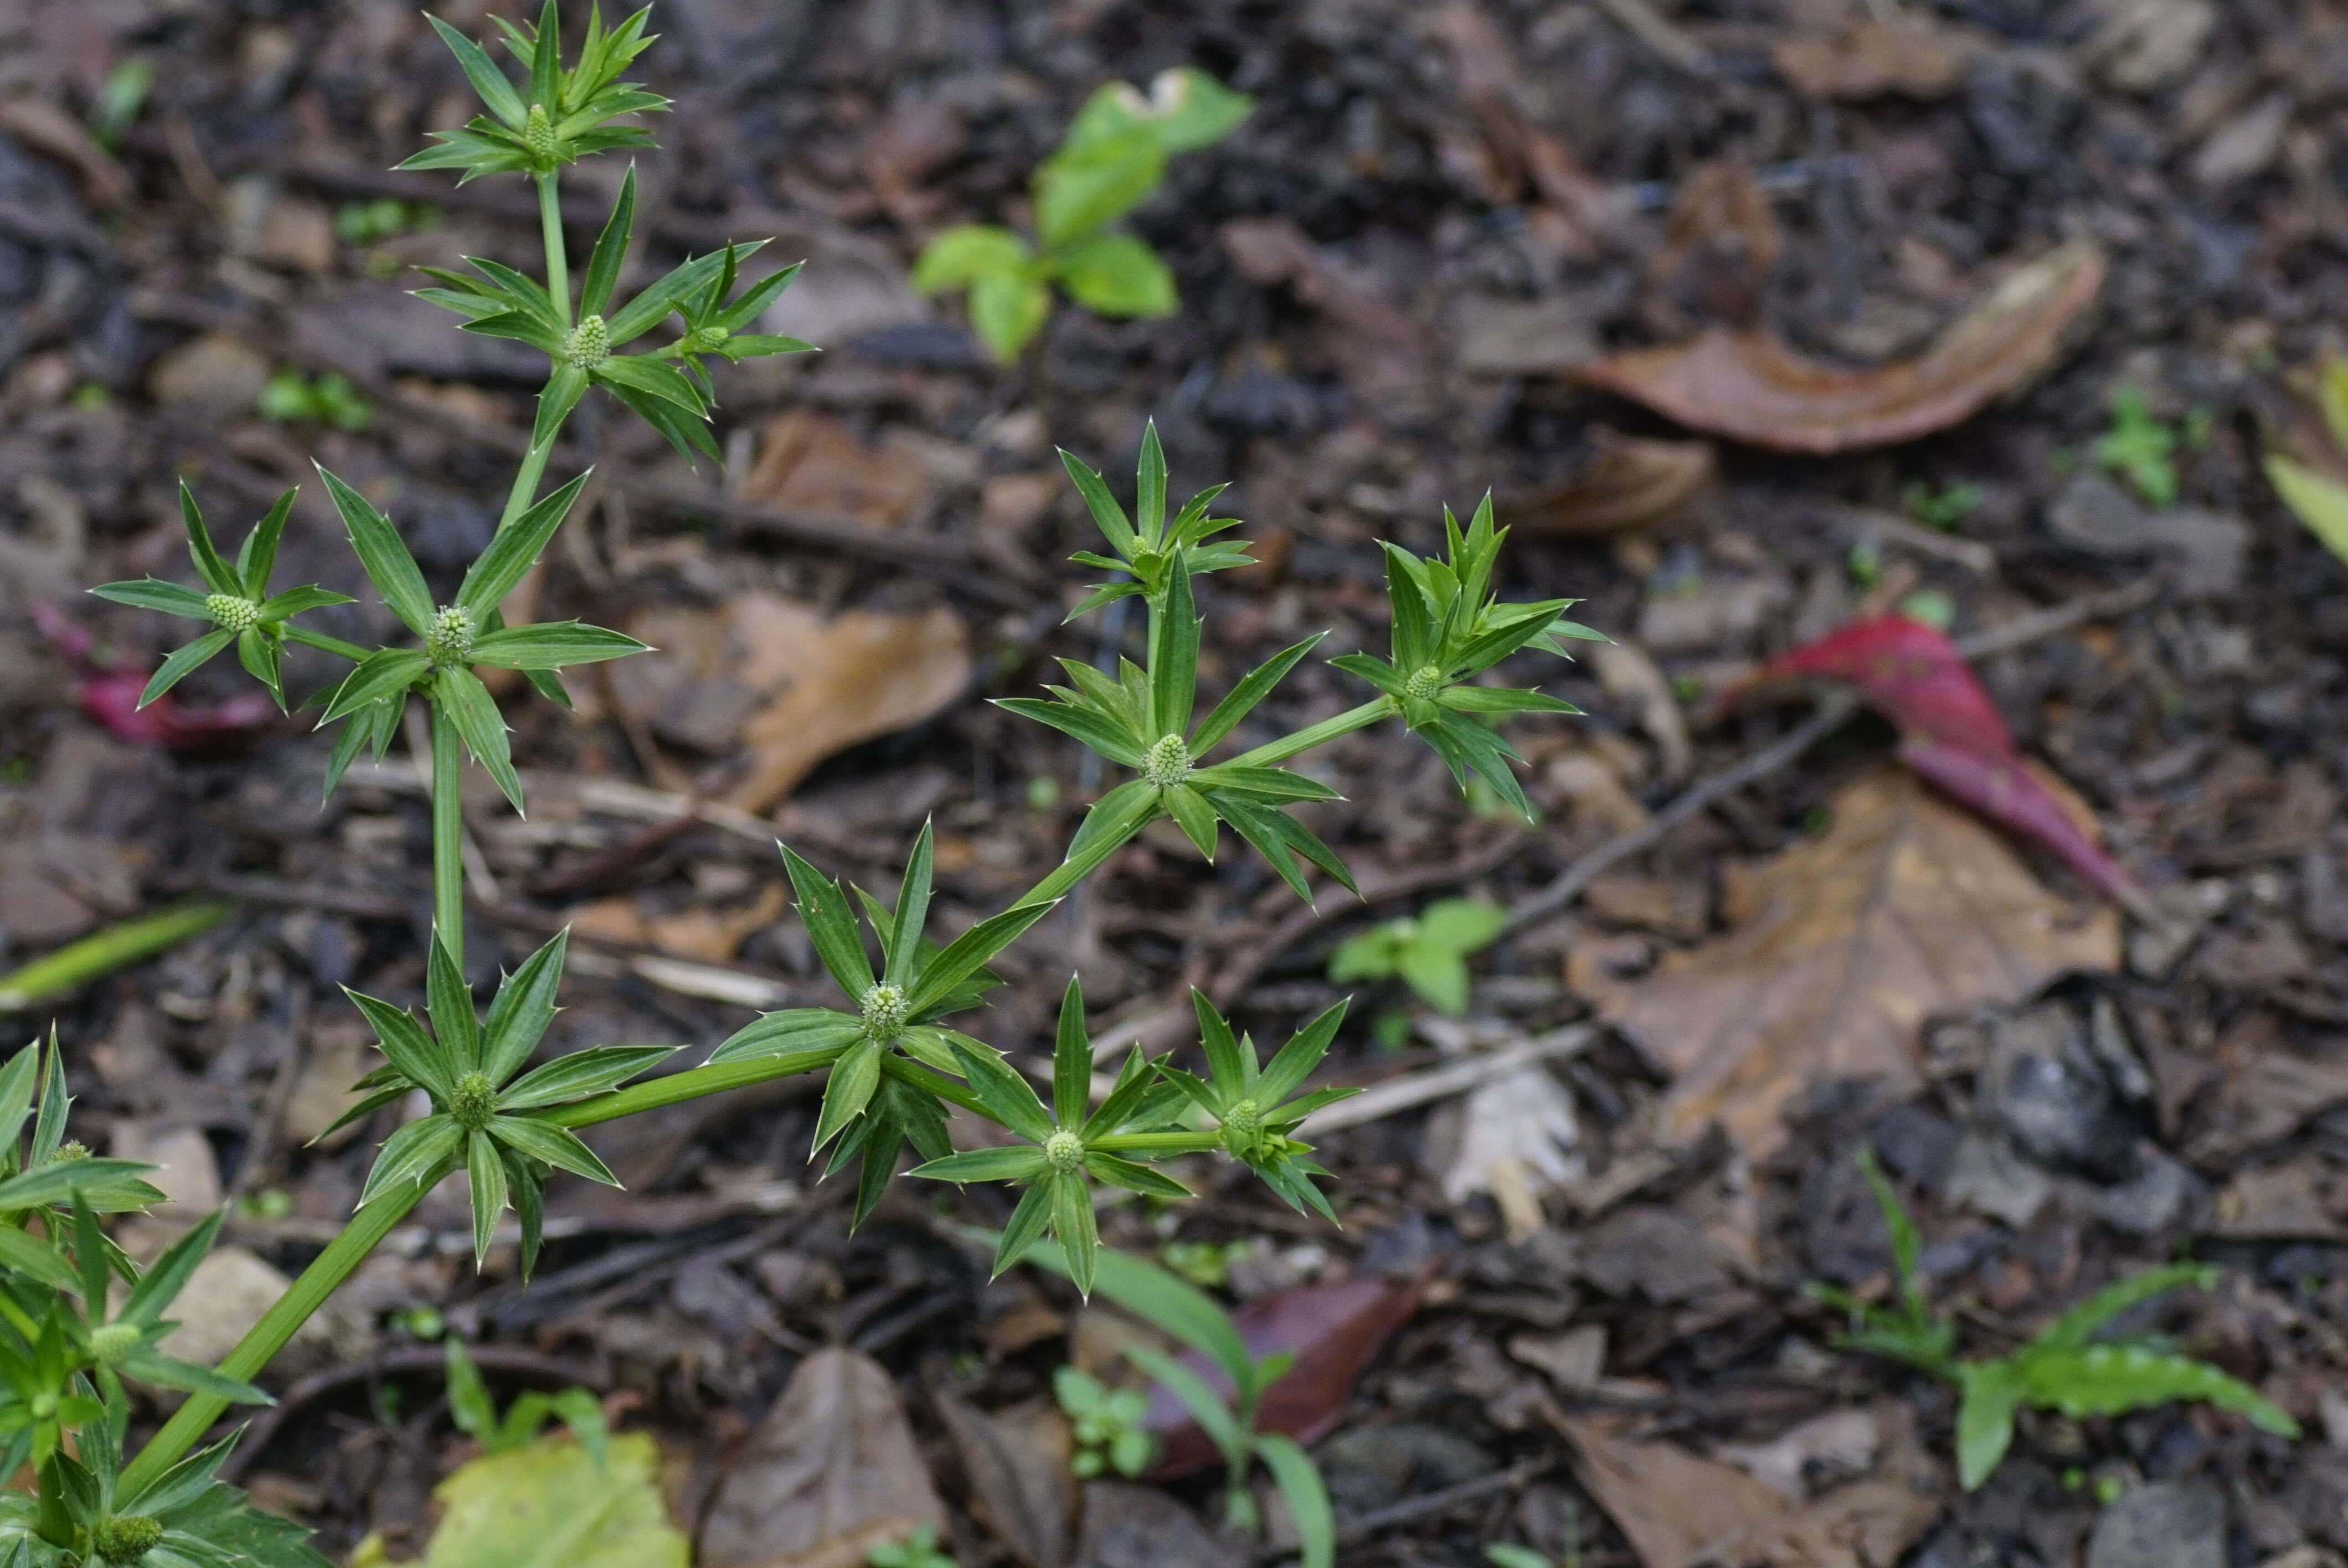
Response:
[[357, 1431, 687, 1568]]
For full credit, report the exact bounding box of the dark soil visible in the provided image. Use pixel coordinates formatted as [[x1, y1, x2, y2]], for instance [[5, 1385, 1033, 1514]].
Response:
[[5, 1, 2348, 1564]]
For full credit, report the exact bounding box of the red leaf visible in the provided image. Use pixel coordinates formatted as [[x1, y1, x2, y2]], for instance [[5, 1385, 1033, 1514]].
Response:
[[34, 604, 276, 754], [1739, 614, 2138, 905], [1141, 1275, 1423, 1480]]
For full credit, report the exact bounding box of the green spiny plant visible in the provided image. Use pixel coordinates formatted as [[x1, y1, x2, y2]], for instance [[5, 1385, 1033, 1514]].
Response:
[[44, 7, 1593, 1559], [1813, 1147, 2299, 1490], [912, 67, 1252, 361]]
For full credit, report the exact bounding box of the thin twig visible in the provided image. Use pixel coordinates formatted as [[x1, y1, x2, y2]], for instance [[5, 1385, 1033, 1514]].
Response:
[[1504, 575, 2164, 935], [1295, 1027, 1594, 1136], [1590, 0, 1709, 71], [1503, 694, 1861, 936]]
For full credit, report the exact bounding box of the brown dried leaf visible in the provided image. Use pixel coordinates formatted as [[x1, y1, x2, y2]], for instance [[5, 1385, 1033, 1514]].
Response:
[[1072, 1483, 1238, 1568], [1555, 1402, 1942, 1568], [1773, 21, 1979, 101], [933, 1395, 1076, 1568], [1499, 427, 1716, 537], [744, 411, 933, 529], [1650, 162, 1781, 328], [698, 1347, 947, 1568], [1573, 240, 2105, 453], [2212, 1156, 2348, 1240], [567, 883, 786, 964], [614, 593, 970, 814], [1573, 770, 2119, 1159]]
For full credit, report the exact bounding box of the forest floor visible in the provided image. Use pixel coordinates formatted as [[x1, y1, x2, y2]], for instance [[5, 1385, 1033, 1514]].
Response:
[[4, 0, 2348, 1565]]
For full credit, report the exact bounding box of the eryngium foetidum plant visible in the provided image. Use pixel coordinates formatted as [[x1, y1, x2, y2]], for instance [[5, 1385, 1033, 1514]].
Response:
[[43, 4, 1600, 1556]]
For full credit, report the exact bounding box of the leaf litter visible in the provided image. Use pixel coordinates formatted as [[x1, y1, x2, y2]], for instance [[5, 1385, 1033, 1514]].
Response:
[[1572, 768, 2119, 1158]]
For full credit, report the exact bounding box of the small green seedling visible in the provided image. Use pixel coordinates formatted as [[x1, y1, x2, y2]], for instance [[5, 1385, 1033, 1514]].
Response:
[[442, 1335, 609, 1467], [1161, 1237, 1252, 1289], [1896, 589, 1955, 631], [1902, 479, 1983, 532], [1327, 898, 1506, 1017], [1485, 1546, 1560, 1568], [913, 68, 1252, 360], [1027, 1242, 1337, 1568], [336, 198, 442, 246], [90, 58, 153, 150], [866, 1524, 957, 1568], [2092, 388, 2179, 506], [1054, 1365, 1154, 1478], [1813, 1148, 2299, 1489], [256, 369, 375, 432]]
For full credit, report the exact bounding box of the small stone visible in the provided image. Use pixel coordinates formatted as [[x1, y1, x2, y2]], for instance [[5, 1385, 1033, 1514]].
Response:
[[2093, 1143, 2206, 1235], [1941, 1132, 2052, 1227], [148, 332, 270, 414], [2087, 1480, 2226, 1568], [2191, 92, 2292, 189]]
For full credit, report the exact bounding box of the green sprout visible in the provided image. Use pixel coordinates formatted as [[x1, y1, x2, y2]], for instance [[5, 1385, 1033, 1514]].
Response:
[[912, 68, 1252, 361], [1327, 898, 1506, 1017], [1813, 1147, 2298, 1489], [1054, 1366, 1154, 1478], [1902, 479, 1983, 532], [257, 369, 375, 431], [442, 1335, 607, 1465], [334, 198, 441, 246], [1024, 1242, 1337, 1568], [89, 58, 153, 151], [2093, 388, 2180, 506], [1160, 1237, 1250, 1289], [866, 1524, 957, 1568]]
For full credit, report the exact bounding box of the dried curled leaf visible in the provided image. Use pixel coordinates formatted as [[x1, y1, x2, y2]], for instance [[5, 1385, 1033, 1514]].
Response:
[[1572, 240, 2105, 453], [1499, 427, 1716, 536]]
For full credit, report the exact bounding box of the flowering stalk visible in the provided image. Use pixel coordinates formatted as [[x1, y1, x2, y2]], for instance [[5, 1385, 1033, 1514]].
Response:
[[71, 5, 1600, 1543]]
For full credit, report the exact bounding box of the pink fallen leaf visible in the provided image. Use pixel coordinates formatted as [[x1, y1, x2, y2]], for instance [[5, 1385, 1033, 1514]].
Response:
[[1142, 1275, 1423, 1480], [1734, 613, 2139, 907], [35, 604, 277, 752]]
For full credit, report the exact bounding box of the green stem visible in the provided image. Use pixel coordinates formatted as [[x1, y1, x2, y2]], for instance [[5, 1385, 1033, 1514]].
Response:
[[0, 900, 231, 1013], [1016, 817, 1149, 910], [430, 695, 465, 968], [117, 1175, 436, 1498], [537, 172, 570, 328], [496, 425, 558, 535], [1227, 699, 1392, 770], [1089, 1131, 1221, 1154], [878, 1054, 987, 1116], [280, 626, 370, 663], [538, 1046, 847, 1128]]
